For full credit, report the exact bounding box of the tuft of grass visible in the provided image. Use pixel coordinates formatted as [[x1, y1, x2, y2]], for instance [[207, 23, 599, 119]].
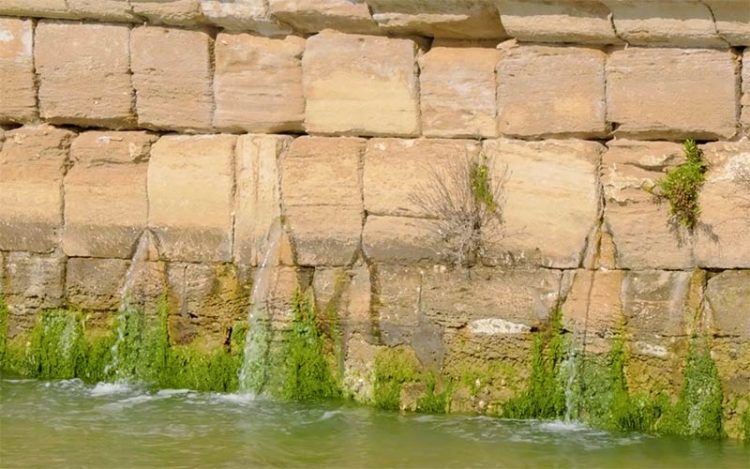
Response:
[[656, 139, 707, 232], [417, 372, 453, 414], [373, 347, 420, 411]]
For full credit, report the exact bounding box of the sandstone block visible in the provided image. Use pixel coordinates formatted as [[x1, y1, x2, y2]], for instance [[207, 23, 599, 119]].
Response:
[[364, 138, 481, 217], [35, 22, 134, 128], [131, 27, 213, 132], [269, 0, 378, 34], [497, 0, 619, 44], [363, 216, 445, 264], [367, 0, 506, 39], [496, 44, 606, 138], [373, 265, 422, 345], [4, 252, 65, 332], [68, 0, 139, 21], [421, 267, 562, 330], [603, 0, 724, 47], [63, 131, 156, 259], [0, 0, 73, 19], [302, 31, 420, 137], [606, 48, 737, 140], [214, 33, 305, 133], [601, 140, 693, 270], [705, 271, 750, 339], [201, 0, 292, 34], [481, 138, 602, 268], [705, 0, 750, 46], [281, 136, 364, 266], [419, 47, 500, 138], [694, 140, 750, 268], [233, 134, 294, 267], [621, 270, 691, 341], [742, 49, 750, 135], [561, 270, 624, 354], [66, 258, 130, 311], [0, 125, 74, 252], [131, 0, 205, 26], [148, 135, 236, 262], [0, 18, 36, 123]]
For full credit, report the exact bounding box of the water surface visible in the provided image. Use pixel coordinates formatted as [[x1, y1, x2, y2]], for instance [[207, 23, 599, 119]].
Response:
[[1, 377, 748, 468]]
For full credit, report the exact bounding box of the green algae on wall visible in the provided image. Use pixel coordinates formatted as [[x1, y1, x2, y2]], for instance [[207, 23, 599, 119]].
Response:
[[373, 346, 421, 411]]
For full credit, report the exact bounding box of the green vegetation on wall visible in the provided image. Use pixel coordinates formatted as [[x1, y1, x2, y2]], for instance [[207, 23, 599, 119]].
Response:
[[656, 139, 708, 232], [373, 346, 420, 411]]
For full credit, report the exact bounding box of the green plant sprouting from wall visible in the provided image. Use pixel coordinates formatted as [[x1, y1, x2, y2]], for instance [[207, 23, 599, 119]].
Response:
[[655, 139, 708, 232], [502, 308, 567, 419], [373, 346, 420, 411], [0, 295, 8, 363]]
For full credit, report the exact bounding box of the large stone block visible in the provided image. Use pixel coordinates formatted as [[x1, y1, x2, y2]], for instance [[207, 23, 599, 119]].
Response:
[[603, 0, 724, 47], [0, 18, 36, 124], [233, 134, 294, 267], [201, 0, 292, 34], [606, 48, 737, 140], [269, 0, 378, 34], [601, 140, 693, 270], [481, 138, 602, 268], [131, 27, 213, 132], [302, 31, 420, 137], [367, 0, 506, 39], [742, 49, 750, 135], [35, 21, 133, 128], [496, 44, 606, 138], [131, 0, 206, 26], [705, 0, 750, 46], [63, 131, 156, 259], [705, 270, 750, 340], [3, 252, 65, 333], [363, 216, 445, 264], [66, 258, 130, 311], [694, 140, 750, 268], [0, 125, 74, 252], [214, 33, 305, 133], [281, 136, 364, 266], [621, 270, 692, 342], [67, 0, 139, 21], [0, 0, 73, 19], [419, 46, 500, 138], [497, 0, 619, 44], [148, 135, 236, 262]]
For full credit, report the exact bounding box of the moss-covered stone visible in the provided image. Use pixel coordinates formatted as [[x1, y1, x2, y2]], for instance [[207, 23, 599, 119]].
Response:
[[373, 346, 420, 411]]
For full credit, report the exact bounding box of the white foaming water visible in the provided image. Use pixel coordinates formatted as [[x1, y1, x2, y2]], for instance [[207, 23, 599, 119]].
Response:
[[238, 220, 283, 394], [105, 231, 153, 380], [90, 382, 133, 396]]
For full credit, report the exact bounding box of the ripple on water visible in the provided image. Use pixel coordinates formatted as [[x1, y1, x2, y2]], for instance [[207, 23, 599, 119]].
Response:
[[90, 382, 135, 396]]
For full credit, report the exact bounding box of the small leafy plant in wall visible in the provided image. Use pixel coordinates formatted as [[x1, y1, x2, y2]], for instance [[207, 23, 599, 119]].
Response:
[[648, 139, 708, 233]]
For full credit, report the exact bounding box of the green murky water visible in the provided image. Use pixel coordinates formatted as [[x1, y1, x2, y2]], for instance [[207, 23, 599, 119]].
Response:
[[1, 377, 748, 468]]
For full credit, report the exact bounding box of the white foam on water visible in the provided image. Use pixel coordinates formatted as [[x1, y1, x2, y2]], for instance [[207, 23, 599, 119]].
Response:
[[99, 394, 157, 411], [211, 392, 258, 405], [538, 420, 592, 433], [90, 382, 133, 396], [319, 410, 342, 421], [156, 388, 191, 397]]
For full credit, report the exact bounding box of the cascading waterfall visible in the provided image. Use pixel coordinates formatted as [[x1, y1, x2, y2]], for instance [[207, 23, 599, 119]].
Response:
[[105, 230, 153, 381], [238, 220, 283, 394]]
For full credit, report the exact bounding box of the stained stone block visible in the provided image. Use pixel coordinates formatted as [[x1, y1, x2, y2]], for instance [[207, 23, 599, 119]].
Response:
[[131, 0, 206, 26], [3, 251, 65, 332], [268, 0, 378, 34], [66, 258, 130, 311], [0, 18, 36, 123]]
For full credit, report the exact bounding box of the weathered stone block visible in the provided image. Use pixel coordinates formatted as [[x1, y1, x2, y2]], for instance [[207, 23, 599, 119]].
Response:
[[3, 252, 65, 333], [481, 138, 602, 268], [269, 0, 378, 34], [302, 31, 420, 137], [705, 0, 750, 46], [35, 21, 133, 128], [148, 135, 236, 262], [0, 18, 36, 124], [603, 0, 724, 47], [0, 125, 74, 252], [281, 136, 364, 266], [705, 270, 750, 339], [364, 138, 481, 217], [214, 33, 305, 133], [695, 140, 750, 268], [233, 134, 294, 267], [202, 0, 292, 34], [622, 270, 691, 342], [367, 0, 506, 39], [363, 216, 445, 264], [131, 0, 205, 26], [63, 131, 156, 259], [131, 26, 213, 132], [66, 258, 129, 311], [601, 140, 693, 270], [497, 0, 619, 44], [419, 46, 500, 138], [0, 0, 72, 19], [742, 49, 750, 135], [606, 47, 737, 140], [68, 0, 139, 21], [166, 262, 246, 347], [496, 44, 607, 138]]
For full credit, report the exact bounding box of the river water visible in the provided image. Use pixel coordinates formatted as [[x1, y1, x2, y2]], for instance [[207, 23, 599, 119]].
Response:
[[1, 376, 748, 468]]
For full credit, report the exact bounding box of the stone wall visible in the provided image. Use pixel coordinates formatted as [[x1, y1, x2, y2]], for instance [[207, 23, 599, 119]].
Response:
[[0, 0, 749, 437]]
